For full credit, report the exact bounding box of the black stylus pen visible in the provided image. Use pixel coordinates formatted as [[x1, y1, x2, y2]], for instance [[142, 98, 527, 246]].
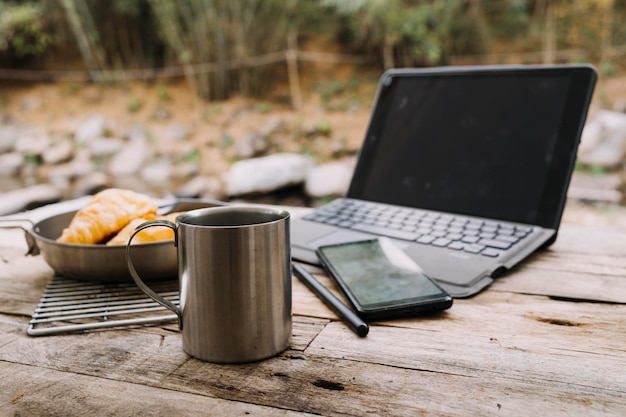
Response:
[[293, 262, 369, 337]]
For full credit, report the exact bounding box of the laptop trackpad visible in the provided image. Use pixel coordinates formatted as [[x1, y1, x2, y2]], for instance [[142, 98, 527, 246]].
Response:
[[404, 244, 493, 287], [307, 229, 375, 249]]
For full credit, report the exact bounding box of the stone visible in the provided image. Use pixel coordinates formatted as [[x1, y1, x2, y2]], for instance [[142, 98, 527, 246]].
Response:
[[579, 110, 626, 168], [108, 138, 152, 176], [304, 158, 355, 197], [0, 153, 24, 176], [172, 161, 200, 179], [140, 159, 173, 183], [0, 184, 62, 216], [224, 153, 314, 196], [161, 122, 189, 142], [89, 137, 124, 157], [75, 115, 107, 144], [176, 176, 210, 198], [20, 96, 42, 112], [72, 172, 110, 198], [0, 125, 17, 152], [42, 138, 74, 165], [14, 127, 50, 155], [235, 117, 283, 158]]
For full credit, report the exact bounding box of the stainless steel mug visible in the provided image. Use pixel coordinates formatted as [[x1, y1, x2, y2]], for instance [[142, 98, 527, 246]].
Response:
[[125, 205, 292, 363]]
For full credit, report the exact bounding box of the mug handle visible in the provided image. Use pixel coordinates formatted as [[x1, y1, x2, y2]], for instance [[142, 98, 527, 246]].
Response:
[[125, 219, 183, 329]]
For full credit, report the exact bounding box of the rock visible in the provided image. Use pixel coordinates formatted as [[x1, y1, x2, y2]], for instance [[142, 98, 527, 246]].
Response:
[[235, 117, 283, 158], [0, 184, 62, 215], [0, 153, 24, 176], [172, 161, 200, 179], [161, 122, 189, 142], [175, 176, 207, 198], [151, 104, 171, 121], [42, 138, 74, 164], [125, 124, 149, 142], [304, 158, 355, 197], [20, 96, 42, 112], [14, 127, 50, 155], [46, 149, 95, 185], [175, 176, 224, 198], [108, 137, 152, 176], [89, 137, 123, 157], [579, 110, 626, 168], [0, 125, 17, 152], [140, 159, 173, 183], [568, 172, 622, 203], [224, 153, 314, 196], [75, 115, 107, 144], [614, 99, 626, 114], [72, 171, 110, 198]]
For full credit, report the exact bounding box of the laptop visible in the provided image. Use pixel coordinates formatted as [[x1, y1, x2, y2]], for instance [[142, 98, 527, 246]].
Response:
[[291, 64, 597, 298]]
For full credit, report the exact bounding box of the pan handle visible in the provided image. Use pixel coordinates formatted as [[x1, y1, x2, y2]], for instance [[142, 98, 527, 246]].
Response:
[[0, 219, 40, 256]]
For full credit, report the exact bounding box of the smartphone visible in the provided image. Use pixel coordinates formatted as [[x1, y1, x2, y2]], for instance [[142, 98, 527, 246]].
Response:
[[316, 238, 453, 321]]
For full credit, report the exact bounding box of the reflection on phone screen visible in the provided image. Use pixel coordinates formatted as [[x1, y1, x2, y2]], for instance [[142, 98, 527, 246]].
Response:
[[319, 238, 446, 309]]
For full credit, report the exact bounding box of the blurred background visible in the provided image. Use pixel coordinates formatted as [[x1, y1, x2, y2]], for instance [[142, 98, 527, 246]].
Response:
[[1, 0, 626, 227]]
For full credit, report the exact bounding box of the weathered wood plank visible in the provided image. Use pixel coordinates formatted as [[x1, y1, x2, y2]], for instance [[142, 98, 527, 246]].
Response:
[[1, 361, 315, 417], [307, 292, 625, 385], [507, 224, 626, 299], [1, 291, 624, 417], [0, 252, 52, 317]]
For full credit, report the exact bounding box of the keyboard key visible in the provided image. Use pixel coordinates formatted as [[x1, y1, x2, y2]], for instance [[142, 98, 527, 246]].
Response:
[[350, 224, 420, 241], [432, 238, 452, 247], [448, 226, 464, 234], [466, 222, 482, 230], [448, 241, 464, 250], [478, 238, 511, 249], [495, 235, 519, 243], [463, 244, 485, 254], [417, 235, 437, 244], [461, 236, 480, 244], [481, 248, 502, 257]]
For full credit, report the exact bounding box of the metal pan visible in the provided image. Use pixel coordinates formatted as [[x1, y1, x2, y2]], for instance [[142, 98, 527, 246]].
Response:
[[2, 199, 226, 282]]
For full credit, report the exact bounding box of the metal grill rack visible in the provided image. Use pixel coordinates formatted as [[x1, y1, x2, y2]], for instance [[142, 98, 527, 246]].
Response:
[[27, 276, 179, 336]]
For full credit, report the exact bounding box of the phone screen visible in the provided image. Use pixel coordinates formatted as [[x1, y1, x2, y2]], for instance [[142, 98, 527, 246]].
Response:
[[317, 238, 451, 313]]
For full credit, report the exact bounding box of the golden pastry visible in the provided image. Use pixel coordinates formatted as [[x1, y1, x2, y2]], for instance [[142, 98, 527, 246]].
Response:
[[57, 188, 158, 244], [106, 212, 180, 245]]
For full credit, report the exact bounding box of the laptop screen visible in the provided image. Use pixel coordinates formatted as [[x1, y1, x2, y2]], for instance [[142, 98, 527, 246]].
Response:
[[347, 66, 596, 228]]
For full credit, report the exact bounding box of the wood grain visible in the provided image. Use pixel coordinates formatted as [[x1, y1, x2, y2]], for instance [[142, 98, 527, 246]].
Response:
[[1, 211, 625, 416]]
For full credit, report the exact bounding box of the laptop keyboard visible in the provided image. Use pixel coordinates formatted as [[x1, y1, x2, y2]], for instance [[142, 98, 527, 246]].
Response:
[[303, 199, 535, 258]]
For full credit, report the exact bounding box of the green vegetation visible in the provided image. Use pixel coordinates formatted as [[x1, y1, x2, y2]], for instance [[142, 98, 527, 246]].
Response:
[[0, 2, 54, 61], [0, 0, 624, 99], [127, 98, 143, 113]]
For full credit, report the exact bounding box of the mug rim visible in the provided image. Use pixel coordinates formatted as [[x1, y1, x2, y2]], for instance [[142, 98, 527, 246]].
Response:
[[175, 205, 290, 228]]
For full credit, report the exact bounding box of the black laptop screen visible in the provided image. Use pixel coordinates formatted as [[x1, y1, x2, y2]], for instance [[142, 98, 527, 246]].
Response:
[[347, 66, 596, 228]]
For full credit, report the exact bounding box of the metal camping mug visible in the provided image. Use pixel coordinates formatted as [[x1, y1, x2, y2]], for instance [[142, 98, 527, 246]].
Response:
[[125, 205, 292, 363]]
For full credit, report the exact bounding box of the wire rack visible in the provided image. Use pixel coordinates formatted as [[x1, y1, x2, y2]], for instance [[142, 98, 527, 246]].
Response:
[[27, 276, 179, 336]]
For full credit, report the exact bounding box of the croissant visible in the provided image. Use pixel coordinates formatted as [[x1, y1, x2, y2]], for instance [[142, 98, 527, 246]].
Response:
[[106, 212, 180, 246], [57, 188, 158, 244]]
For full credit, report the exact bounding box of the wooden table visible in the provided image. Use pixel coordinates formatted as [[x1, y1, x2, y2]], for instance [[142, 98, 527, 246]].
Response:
[[0, 203, 625, 416]]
